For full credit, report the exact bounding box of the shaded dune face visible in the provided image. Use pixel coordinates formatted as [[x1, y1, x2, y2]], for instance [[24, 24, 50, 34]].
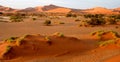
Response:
[[0, 34, 87, 60]]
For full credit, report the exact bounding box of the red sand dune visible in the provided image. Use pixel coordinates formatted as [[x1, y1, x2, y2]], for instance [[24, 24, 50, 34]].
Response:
[[46, 8, 71, 13], [83, 7, 118, 14], [0, 5, 120, 14], [0, 34, 87, 60], [35, 6, 43, 12], [104, 55, 120, 62]]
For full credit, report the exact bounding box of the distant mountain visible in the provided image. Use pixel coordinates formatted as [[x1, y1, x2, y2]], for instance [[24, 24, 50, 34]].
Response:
[[42, 4, 61, 11], [0, 5, 120, 14], [18, 7, 36, 12], [0, 5, 17, 12], [18, 4, 72, 13]]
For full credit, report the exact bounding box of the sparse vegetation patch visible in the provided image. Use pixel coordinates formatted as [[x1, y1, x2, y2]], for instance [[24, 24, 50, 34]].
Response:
[[53, 32, 64, 37], [3, 46, 12, 55], [44, 20, 51, 26]]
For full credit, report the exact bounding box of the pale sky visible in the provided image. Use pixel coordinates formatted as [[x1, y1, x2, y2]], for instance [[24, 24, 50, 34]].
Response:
[[0, 0, 120, 9]]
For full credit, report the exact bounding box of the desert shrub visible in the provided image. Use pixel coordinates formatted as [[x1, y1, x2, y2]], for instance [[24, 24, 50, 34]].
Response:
[[16, 38, 23, 46], [108, 14, 120, 20], [99, 40, 115, 47], [116, 19, 120, 22], [0, 12, 3, 15], [16, 35, 27, 46], [79, 17, 106, 27], [84, 14, 94, 18], [44, 36, 52, 45], [84, 14, 104, 18], [45, 36, 51, 41], [105, 17, 116, 24], [72, 14, 77, 17], [59, 22, 65, 24], [83, 14, 119, 26], [44, 20, 51, 26], [108, 31, 119, 37], [79, 20, 89, 27], [91, 30, 119, 40], [32, 18, 37, 21], [91, 30, 105, 39], [88, 17, 105, 25], [115, 26, 119, 29], [10, 16, 23, 22], [75, 19, 81, 22], [94, 14, 104, 18], [53, 32, 64, 37], [5, 37, 17, 43], [66, 13, 72, 17], [90, 30, 104, 36], [3, 46, 12, 55], [84, 14, 104, 19], [66, 13, 77, 17], [38, 13, 47, 17], [115, 14, 120, 19]]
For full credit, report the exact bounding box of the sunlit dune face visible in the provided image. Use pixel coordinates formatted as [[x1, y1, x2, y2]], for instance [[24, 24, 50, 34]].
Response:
[[46, 8, 71, 13]]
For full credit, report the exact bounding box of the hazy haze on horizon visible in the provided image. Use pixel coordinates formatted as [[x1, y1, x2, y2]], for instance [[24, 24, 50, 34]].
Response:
[[0, 0, 120, 9]]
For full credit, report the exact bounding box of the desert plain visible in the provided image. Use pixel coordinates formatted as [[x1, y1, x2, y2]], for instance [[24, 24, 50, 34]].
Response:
[[0, 4, 120, 62]]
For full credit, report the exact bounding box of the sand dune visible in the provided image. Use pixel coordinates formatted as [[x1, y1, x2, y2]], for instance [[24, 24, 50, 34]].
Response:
[[83, 7, 116, 14], [0, 5, 120, 14], [104, 55, 120, 62], [46, 8, 71, 13], [0, 34, 89, 60]]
